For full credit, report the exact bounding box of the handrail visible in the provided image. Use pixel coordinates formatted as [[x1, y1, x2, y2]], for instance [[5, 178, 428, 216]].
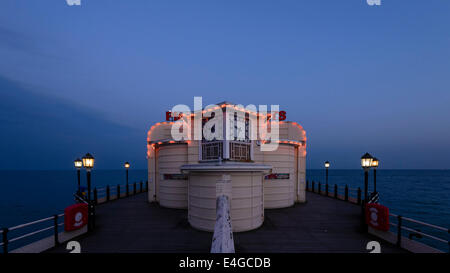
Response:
[[1, 179, 148, 253], [389, 213, 448, 233], [400, 225, 448, 244], [401, 216, 448, 232], [388, 213, 448, 251], [9, 225, 55, 243], [9, 216, 55, 231]]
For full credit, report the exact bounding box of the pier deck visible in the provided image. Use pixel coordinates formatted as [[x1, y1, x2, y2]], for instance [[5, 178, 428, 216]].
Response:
[[47, 192, 405, 253]]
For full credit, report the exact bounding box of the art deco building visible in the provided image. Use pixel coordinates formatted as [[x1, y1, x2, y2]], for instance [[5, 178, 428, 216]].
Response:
[[147, 102, 307, 232]]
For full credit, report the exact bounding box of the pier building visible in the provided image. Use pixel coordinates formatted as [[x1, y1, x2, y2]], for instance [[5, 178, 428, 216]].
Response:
[[147, 102, 307, 232]]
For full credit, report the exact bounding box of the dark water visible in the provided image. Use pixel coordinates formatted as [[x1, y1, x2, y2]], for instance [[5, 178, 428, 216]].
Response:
[[0, 169, 448, 252]]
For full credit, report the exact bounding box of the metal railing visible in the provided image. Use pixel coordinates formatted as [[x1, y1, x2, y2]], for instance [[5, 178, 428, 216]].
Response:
[[1, 180, 149, 254], [92, 180, 148, 204], [201, 141, 223, 161], [1, 213, 64, 254], [389, 213, 449, 252], [229, 141, 251, 161], [306, 180, 362, 204]]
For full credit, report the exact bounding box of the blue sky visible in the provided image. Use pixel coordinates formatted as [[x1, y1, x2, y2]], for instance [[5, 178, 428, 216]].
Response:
[[0, 0, 449, 169]]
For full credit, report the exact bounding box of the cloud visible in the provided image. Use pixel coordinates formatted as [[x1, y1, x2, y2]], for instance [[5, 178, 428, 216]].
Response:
[[0, 75, 145, 170]]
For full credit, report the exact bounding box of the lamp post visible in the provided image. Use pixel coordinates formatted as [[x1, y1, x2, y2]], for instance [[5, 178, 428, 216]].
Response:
[[324, 161, 330, 185], [124, 162, 130, 196], [371, 157, 379, 193], [361, 153, 373, 203], [361, 153, 373, 231], [74, 158, 82, 190], [82, 153, 95, 231]]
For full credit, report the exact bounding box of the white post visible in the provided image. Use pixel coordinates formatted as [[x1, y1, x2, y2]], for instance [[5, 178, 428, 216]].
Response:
[[211, 174, 235, 253]]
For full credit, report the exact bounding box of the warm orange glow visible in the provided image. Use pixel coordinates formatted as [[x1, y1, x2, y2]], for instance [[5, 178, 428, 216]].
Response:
[[82, 153, 94, 169], [371, 158, 379, 168], [361, 153, 373, 168], [74, 159, 82, 169]]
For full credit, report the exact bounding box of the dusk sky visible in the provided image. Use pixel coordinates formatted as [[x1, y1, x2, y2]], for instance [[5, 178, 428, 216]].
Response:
[[0, 0, 449, 170]]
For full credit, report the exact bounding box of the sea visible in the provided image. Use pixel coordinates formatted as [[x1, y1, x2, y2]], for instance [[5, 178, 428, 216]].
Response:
[[0, 169, 448, 252]]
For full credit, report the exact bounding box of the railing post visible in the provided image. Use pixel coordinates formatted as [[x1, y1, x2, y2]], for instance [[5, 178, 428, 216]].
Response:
[[94, 188, 98, 205], [334, 184, 338, 199], [312, 181, 315, 193], [357, 187, 362, 205], [106, 185, 110, 202], [318, 182, 321, 194], [133, 182, 136, 195], [325, 183, 328, 196], [140, 181, 143, 193], [53, 214, 59, 246], [117, 184, 120, 199], [306, 180, 309, 191], [2, 228, 8, 254], [92, 203, 96, 229], [397, 215, 402, 247], [345, 185, 349, 201]]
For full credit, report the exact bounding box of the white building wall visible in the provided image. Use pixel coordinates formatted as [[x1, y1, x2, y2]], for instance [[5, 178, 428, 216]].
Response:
[[262, 145, 295, 208], [158, 144, 189, 208], [188, 172, 264, 232]]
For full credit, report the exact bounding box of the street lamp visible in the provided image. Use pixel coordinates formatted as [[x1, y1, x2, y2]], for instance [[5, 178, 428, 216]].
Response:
[[124, 162, 130, 196], [361, 153, 373, 202], [82, 153, 95, 231], [361, 153, 373, 170], [74, 158, 82, 189], [371, 157, 379, 193], [324, 161, 330, 185], [360, 153, 373, 231]]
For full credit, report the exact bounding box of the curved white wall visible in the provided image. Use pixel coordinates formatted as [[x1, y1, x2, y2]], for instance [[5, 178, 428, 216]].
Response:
[[188, 172, 264, 232], [263, 145, 295, 209], [158, 144, 188, 209]]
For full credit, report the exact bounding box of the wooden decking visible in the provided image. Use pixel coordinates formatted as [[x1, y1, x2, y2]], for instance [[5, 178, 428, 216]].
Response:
[[47, 192, 405, 253]]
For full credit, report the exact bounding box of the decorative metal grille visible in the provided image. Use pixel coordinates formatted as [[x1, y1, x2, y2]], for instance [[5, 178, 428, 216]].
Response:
[[230, 141, 251, 161], [201, 141, 223, 160]]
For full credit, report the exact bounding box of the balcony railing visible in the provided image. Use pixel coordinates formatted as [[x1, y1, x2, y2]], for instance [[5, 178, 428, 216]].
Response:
[[230, 141, 251, 161], [201, 141, 251, 161], [201, 141, 223, 160]]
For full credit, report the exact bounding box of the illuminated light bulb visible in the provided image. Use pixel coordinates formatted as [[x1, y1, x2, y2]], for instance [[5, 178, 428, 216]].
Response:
[[361, 153, 374, 169]]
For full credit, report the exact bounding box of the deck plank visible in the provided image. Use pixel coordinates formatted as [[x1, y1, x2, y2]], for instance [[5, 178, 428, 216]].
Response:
[[47, 192, 405, 253]]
